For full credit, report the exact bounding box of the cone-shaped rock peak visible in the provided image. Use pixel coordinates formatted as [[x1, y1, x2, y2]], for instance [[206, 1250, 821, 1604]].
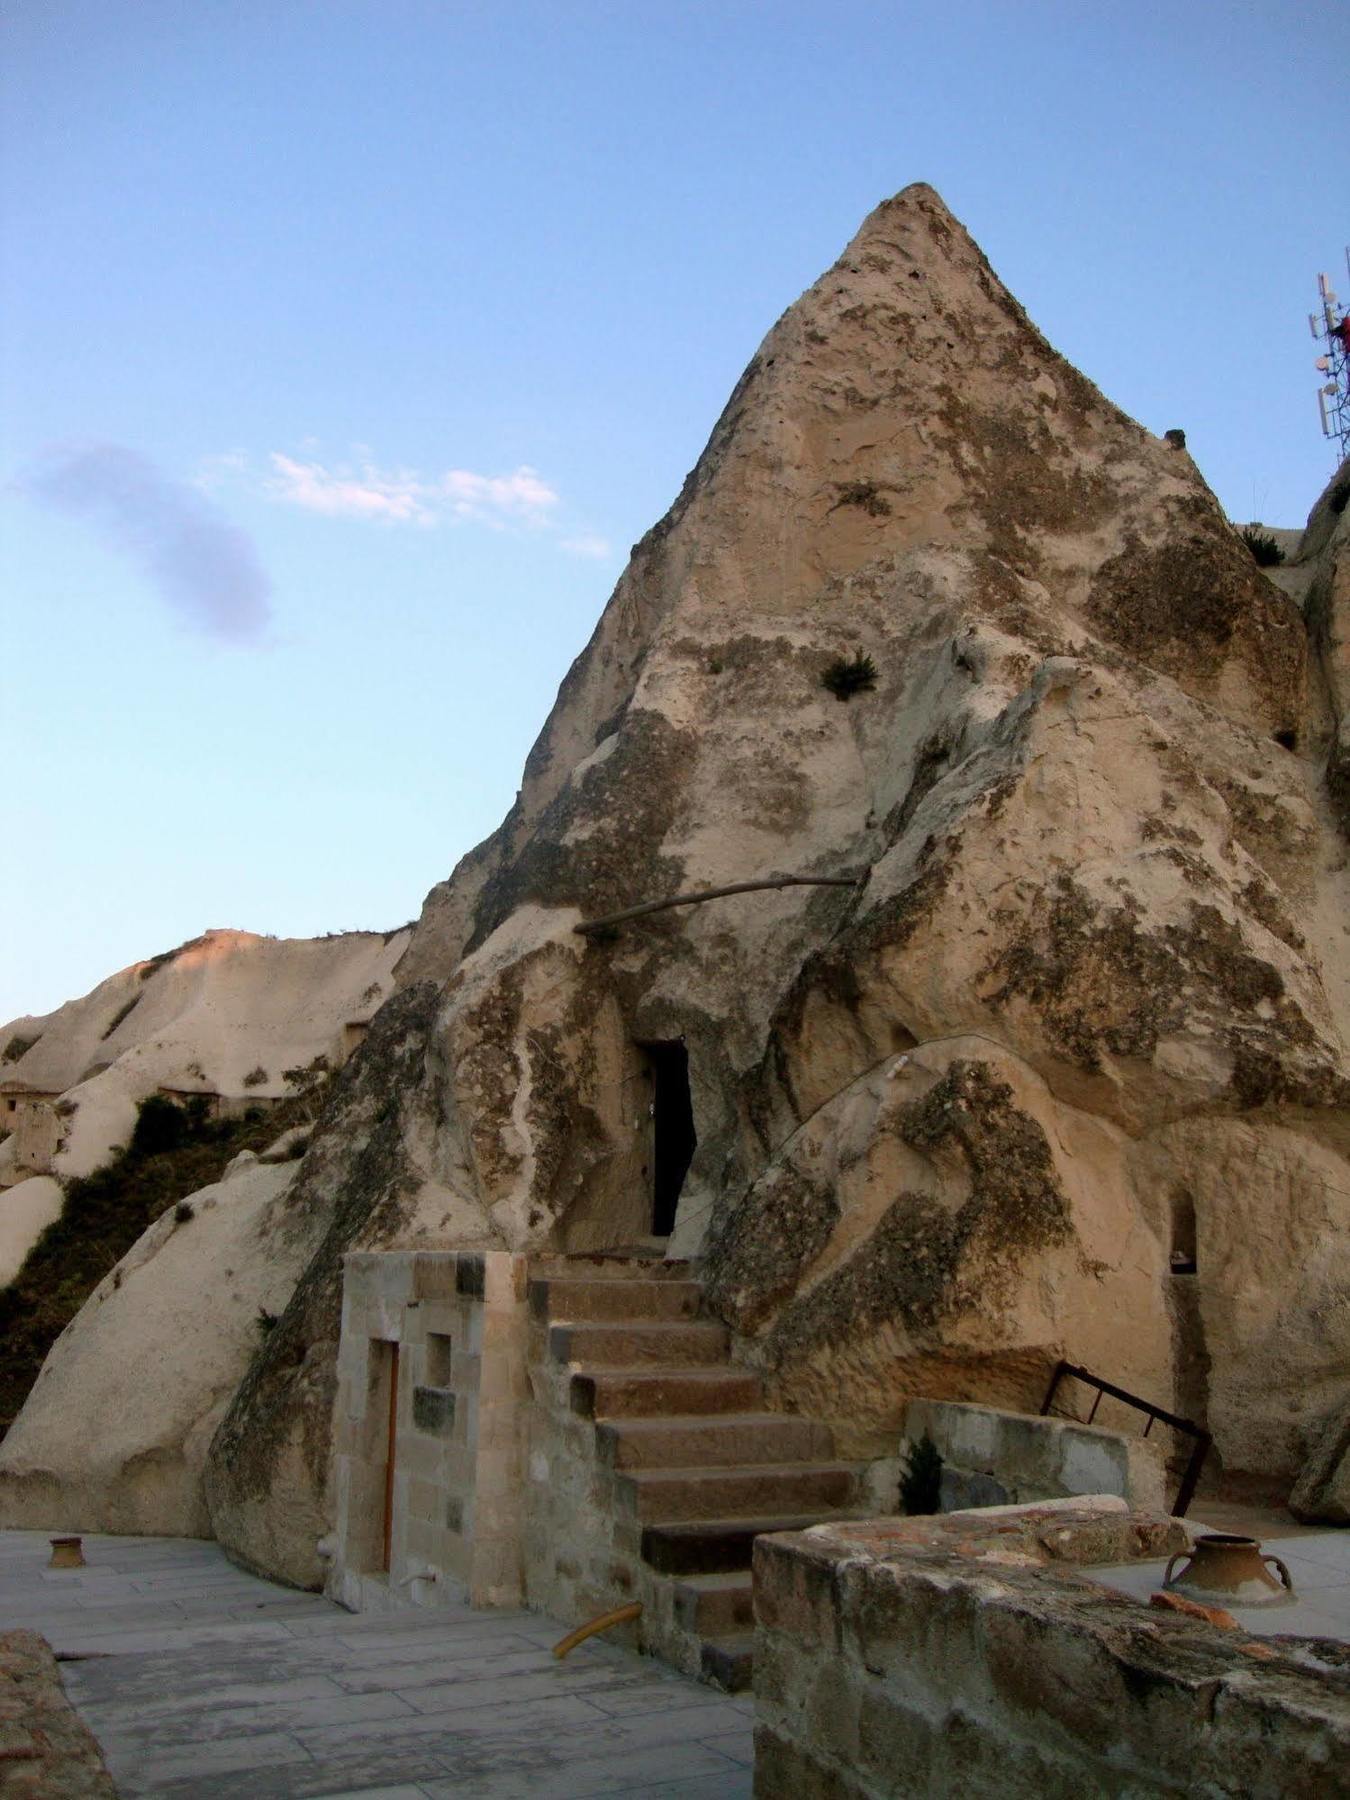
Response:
[[190, 191, 1350, 1585]]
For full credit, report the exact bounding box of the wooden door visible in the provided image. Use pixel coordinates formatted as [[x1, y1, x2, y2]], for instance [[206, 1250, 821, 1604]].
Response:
[[381, 1342, 399, 1572]]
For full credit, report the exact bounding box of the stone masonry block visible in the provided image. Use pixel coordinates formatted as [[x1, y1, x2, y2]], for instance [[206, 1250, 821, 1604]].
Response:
[[754, 1532, 846, 1649], [412, 1385, 456, 1435], [856, 1683, 937, 1792], [838, 1561, 983, 1701], [390, 1434, 446, 1482], [407, 1477, 442, 1522], [412, 1254, 459, 1300], [1056, 1429, 1126, 1498], [480, 1349, 528, 1400], [455, 1253, 486, 1299], [753, 1725, 865, 1800], [483, 1250, 528, 1306]]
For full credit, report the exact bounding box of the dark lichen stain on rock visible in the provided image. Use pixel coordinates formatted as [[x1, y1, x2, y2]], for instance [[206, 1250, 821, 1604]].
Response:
[[760, 1062, 1071, 1366], [1085, 518, 1303, 731], [467, 712, 695, 952], [704, 1167, 840, 1334], [982, 876, 1311, 1075], [521, 1009, 609, 1229]]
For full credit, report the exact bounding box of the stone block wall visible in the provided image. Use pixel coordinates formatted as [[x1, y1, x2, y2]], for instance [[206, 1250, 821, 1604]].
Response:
[[519, 1283, 704, 1673], [328, 1249, 529, 1612], [753, 1505, 1350, 1798], [905, 1397, 1167, 1514]]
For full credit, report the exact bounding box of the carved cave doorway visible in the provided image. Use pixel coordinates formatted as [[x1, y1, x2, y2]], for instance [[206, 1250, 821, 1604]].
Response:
[[639, 1040, 697, 1238]]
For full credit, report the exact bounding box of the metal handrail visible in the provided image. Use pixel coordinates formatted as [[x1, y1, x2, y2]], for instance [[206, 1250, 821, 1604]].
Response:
[[1040, 1359, 1212, 1517]]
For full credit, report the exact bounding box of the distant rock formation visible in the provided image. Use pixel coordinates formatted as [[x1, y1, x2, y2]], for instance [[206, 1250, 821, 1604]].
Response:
[[0, 926, 409, 1191], [0, 926, 409, 1535], [0, 1157, 303, 1535]]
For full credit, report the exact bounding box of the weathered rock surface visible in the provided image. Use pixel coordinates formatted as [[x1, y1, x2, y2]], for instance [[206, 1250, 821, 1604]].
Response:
[[1291, 1392, 1350, 1525], [72, 187, 1350, 1575], [203, 983, 466, 1583], [0, 1180, 63, 1289], [0, 1158, 301, 1536], [0, 926, 409, 1186], [0, 1630, 116, 1796]]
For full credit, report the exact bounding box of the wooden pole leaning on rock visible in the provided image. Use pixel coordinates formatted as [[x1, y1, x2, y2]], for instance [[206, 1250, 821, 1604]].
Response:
[[575, 874, 863, 936]]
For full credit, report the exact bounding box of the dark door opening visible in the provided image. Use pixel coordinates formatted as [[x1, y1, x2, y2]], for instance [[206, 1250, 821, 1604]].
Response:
[[1170, 1189, 1197, 1276], [641, 1040, 696, 1237]]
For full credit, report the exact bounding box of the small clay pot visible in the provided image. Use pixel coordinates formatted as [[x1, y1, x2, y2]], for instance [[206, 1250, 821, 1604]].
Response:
[[48, 1535, 85, 1570], [1164, 1533, 1294, 1608]]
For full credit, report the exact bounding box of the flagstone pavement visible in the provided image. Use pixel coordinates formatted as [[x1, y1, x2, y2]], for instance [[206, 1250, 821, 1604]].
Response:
[[0, 1530, 754, 1799]]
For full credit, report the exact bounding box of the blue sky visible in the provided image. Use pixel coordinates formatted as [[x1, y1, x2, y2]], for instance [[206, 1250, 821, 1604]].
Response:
[[2, 0, 1345, 1020]]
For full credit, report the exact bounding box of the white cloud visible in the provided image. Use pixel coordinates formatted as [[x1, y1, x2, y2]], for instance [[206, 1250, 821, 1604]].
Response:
[[440, 465, 559, 520], [203, 443, 607, 560], [266, 454, 434, 523], [560, 533, 613, 560], [264, 453, 560, 530]]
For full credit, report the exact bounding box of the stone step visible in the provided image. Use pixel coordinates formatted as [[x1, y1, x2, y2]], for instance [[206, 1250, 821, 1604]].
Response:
[[529, 1253, 696, 1281], [596, 1413, 835, 1471], [549, 1321, 729, 1368], [617, 1461, 859, 1523], [641, 1513, 856, 1577], [529, 1278, 705, 1324], [570, 1367, 766, 1420], [699, 1633, 756, 1694], [671, 1571, 755, 1638]]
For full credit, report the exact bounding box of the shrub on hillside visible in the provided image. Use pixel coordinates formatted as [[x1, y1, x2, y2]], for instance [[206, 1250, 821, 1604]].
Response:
[[1240, 525, 1285, 567], [129, 1095, 191, 1158], [821, 652, 878, 701]]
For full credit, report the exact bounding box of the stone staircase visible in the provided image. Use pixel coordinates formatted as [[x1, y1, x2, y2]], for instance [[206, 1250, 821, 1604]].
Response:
[[527, 1258, 863, 1691]]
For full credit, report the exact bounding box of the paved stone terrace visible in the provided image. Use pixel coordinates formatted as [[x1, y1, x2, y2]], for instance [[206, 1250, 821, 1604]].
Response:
[[0, 1531, 753, 1798]]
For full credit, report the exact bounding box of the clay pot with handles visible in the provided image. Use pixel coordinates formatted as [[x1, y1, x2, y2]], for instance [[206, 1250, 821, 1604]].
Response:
[[1163, 1533, 1295, 1608]]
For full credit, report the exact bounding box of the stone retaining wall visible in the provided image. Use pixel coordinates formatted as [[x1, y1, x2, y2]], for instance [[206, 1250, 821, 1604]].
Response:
[[753, 1504, 1350, 1798], [905, 1397, 1167, 1513]]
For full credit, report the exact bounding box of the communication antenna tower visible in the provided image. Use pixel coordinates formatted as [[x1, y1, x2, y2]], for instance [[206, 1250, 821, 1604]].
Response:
[[1310, 249, 1350, 464]]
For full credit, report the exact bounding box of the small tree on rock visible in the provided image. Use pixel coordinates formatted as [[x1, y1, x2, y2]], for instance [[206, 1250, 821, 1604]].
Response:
[[899, 1431, 944, 1515]]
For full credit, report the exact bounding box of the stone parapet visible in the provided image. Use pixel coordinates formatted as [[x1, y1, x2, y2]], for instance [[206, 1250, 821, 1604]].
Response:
[[752, 1504, 1350, 1798], [905, 1397, 1167, 1514]]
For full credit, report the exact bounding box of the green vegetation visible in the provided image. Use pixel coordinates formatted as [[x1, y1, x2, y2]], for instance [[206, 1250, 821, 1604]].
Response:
[[899, 1430, 944, 1515], [255, 1307, 280, 1336], [821, 651, 879, 701], [242, 1065, 269, 1087], [0, 1091, 307, 1438], [282, 1054, 332, 1116], [1240, 525, 1285, 568], [2, 1033, 39, 1065]]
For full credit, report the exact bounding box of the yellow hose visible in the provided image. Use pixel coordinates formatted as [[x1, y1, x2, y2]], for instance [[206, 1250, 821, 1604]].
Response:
[[551, 1601, 643, 1659]]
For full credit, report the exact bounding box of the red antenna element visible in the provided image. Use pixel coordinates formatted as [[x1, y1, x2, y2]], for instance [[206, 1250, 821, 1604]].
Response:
[[1311, 251, 1350, 462]]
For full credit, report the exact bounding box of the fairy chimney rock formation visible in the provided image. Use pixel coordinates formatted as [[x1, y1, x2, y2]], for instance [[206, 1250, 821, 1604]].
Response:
[[180, 184, 1349, 1579]]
